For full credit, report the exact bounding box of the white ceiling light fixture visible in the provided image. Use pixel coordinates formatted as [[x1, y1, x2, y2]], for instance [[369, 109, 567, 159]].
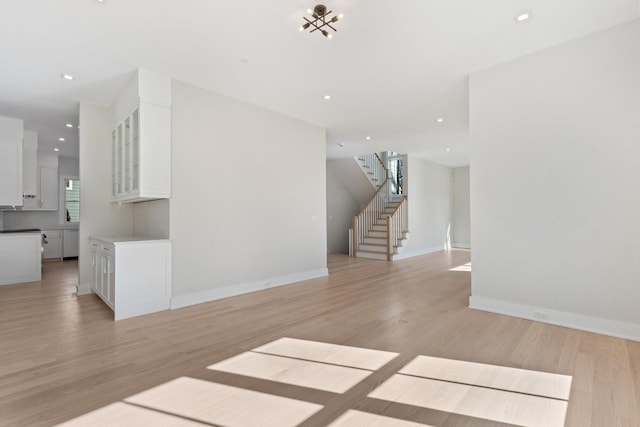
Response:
[[514, 11, 532, 23], [446, 148, 451, 152], [59, 137, 65, 141], [338, 142, 345, 147], [65, 123, 74, 128], [436, 118, 444, 123], [365, 136, 371, 140], [299, 5, 343, 39], [54, 148, 60, 152], [61, 74, 74, 81], [324, 94, 331, 100]]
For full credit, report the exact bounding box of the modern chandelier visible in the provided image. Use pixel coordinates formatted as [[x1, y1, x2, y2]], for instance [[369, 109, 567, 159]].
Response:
[[299, 4, 343, 39]]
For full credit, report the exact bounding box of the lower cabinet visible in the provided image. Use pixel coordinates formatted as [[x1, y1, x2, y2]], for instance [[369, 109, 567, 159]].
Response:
[[43, 230, 63, 260], [89, 236, 171, 320]]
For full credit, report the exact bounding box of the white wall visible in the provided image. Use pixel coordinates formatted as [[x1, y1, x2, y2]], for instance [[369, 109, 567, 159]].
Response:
[[170, 81, 327, 308], [133, 199, 170, 238], [397, 156, 452, 259], [78, 103, 134, 293], [470, 20, 640, 340], [326, 161, 361, 254], [451, 166, 470, 248]]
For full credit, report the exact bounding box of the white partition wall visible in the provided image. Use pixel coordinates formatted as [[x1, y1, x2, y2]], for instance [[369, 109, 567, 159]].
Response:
[[170, 81, 328, 308], [469, 21, 640, 340]]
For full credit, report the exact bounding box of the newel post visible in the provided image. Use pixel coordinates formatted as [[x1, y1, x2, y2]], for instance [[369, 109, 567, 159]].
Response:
[[352, 216, 358, 257], [386, 216, 392, 261]]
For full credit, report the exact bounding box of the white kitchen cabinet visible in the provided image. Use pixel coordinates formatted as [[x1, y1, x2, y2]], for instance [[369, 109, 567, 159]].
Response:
[[23, 153, 58, 211], [0, 231, 41, 285], [89, 236, 171, 320], [43, 230, 63, 260], [0, 116, 24, 206], [63, 229, 79, 258], [22, 131, 38, 202], [111, 70, 170, 203], [38, 166, 58, 210]]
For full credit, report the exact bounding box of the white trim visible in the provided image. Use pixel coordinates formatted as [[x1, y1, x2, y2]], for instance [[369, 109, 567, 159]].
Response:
[[76, 283, 92, 295], [469, 296, 640, 342], [392, 246, 445, 261], [451, 243, 471, 249], [171, 268, 329, 310]]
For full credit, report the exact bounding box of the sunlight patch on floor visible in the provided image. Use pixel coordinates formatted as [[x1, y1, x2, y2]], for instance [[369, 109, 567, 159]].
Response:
[[125, 377, 323, 427], [328, 410, 434, 426], [399, 355, 572, 400], [369, 356, 571, 427], [449, 262, 471, 272], [207, 351, 372, 393], [253, 337, 399, 371], [56, 338, 572, 427], [56, 402, 209, 426]]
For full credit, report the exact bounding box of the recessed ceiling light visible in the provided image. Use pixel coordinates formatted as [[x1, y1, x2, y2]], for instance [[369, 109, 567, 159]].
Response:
[[365, 136, 371, 140], [96, 0, 106, 4], [61, 74, 74, 81], [324, 94, 331, 100], [59, 137, 65, 142], [514, 11, 531, 23], [65, 123, 73, 128], [338, 142, 345, 147], [446, 148, 451, 152], [436, 118, 444, 123], [54, 148, 60, 152]]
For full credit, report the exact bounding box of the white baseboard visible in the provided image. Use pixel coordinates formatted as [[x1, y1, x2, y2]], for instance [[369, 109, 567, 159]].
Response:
[[393, 245, 445, 261], [76, 283, 92, 295], [469, 296, 640, 342], [171, 268, 329, 310], [451, 243, 471, 249]]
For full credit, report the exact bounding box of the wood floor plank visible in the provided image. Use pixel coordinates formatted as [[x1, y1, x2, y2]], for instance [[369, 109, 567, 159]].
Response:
[[0, 253, 638, 426]]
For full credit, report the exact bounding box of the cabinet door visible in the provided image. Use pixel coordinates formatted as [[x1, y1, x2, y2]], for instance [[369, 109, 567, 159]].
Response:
[[124, 116, 131, 193], [105, 255, 115, 307], [42, 230, 62, 259], [111, 130, 117, 197], [116, 124, 123, 195], [131, 109, 139, 192], [0, 137, 23, 206], [90, 249, 99, 293], [38, 166, 58, 210]]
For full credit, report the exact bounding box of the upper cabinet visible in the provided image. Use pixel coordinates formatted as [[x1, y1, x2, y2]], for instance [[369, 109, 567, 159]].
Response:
[[22, 131, 38, 201], [111, 69, 171, 203], [0, 116, 24, 206], [22, 133, 59, 211]]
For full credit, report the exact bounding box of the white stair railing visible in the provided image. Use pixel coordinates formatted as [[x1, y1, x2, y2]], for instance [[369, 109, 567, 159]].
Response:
[[357, 153, 386, 187], [386, 196, 408, 260]]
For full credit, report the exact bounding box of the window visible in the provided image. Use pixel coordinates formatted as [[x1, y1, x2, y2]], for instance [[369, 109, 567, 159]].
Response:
[[64, 178, 80, 223]]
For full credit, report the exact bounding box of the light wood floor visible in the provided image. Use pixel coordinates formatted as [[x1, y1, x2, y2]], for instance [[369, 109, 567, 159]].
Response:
[[0, 251, 639, 426]]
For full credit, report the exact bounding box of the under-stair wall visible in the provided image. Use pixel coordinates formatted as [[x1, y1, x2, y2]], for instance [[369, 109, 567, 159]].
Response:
[[326, 161, 362, 253], [395, 155, 453, 259]]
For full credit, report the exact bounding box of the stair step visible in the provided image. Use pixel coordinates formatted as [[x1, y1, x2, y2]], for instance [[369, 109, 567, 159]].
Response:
[[356, 250, 389, 261], [367, 230, 387, 238], [358, 244, 387, 252]]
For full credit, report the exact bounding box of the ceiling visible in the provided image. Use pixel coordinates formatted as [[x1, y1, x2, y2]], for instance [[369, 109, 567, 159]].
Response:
[[1, 1, 638, 165]]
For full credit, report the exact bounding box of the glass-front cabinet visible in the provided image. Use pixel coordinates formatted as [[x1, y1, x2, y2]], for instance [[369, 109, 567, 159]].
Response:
[[111, 104, 170, 203]]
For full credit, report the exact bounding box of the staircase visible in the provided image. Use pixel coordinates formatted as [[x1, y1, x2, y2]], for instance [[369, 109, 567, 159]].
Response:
[[352, 154, 409, 261]]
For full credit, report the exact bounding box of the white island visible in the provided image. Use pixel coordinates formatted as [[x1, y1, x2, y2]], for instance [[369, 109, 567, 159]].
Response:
[[0, 231, 42, 285]]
